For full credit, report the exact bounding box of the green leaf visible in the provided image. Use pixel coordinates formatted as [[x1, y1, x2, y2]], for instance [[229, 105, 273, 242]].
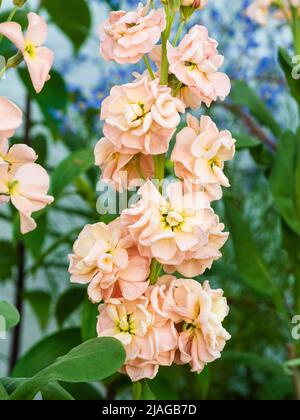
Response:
[[0, 241, 18, 281], [23, 213, 48, 259], [0, 301, 20, 330], [41, 382, 75, 400], [223, 351, 287, 376], [12, 328, 81, 377], [133, 380, 156, 400], [50, 148, 94, 198], [231, 80, 281, 137], [55, 288, 86, 327], [18, 69, 68, 138], [224, 198, 285, 315], [23, 290, 52, 331], [60, 382, 103, 400], [42, 0, 91, 51], [10, 337, 126, 400], [0, 382, 8, 401], [233, 132, 261, 151], [270, 130, 300, 236], [195, 366, 211, 400], [278, 48, 300, 106], [81, 297, 98, 342]]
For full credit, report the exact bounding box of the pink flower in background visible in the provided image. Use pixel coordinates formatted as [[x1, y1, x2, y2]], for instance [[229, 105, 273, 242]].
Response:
[[149, 276, 231, 373], [69, 219, 150, 302], [167, 25, 230, 105], [101, 75, 185, 155], [0, 139, 37, 173], [100, 0, 166, 64], [94, 137, 154, 192], [246, 0, 273, 25], [122, 180, 210, 266], [0, 163, 54, 234], [172, 114, 236, 188], [0, 13, 54, 93], [97, 296, 178, 381], [0, 97, 22, 141]]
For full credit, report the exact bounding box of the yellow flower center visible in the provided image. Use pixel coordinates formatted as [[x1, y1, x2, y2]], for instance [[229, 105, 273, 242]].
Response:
[[161, 206, 185, 231], [24, 41, 36, 59], [6, 180, 19, 195], [117, 314, 135, 335]]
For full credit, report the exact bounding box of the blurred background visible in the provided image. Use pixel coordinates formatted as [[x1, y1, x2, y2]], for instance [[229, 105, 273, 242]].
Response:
[[0, 0, 299, 400]]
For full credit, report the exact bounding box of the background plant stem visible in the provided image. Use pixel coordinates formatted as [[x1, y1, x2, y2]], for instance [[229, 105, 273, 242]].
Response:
[[9, 94, 31, 374]]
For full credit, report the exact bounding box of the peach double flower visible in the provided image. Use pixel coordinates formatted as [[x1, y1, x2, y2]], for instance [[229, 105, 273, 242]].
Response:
[[100, 0, 166, 64], [94, 137, 154, 192], [101, 75, 185, 155], [69, 219, 150, 302], [167, 25, 231, 107], [172, 114, 236, 190], [0, 12, 54, 93], [97, 296, 178, 382]]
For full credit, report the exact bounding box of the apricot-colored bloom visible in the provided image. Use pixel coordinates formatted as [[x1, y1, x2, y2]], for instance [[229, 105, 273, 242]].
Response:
[[122, 180, 211, 266], [167, 25, 230, 106], [101, 75, 185, 155], [100, 0, 166, 64], [149, 276, 231, 373], [94, 137, 154, 192], [0, 97, 22, 141], [0, 139, 37, 173], [97, 296, 178, 381], [164, 212, 228, 278], [0, 13, 54, 93], [0, 163, 54, 234], [246, 0, 273, 25], [172, 114, 236, 188], [69, 219, 150, 302]]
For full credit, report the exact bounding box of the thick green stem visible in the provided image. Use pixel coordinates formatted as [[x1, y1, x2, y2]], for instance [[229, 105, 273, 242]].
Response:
[[173, 20, 185, 46], [291, 7, 300, 55], [132, 381, 142, 400]]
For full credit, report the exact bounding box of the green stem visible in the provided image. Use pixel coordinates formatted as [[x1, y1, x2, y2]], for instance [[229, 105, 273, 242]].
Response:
[[291, 7, 300, 55], [160, 7, 175, 85], [132, 381, 142, 400], [173, 20, 185, 46], [143, 55, 155, 80], [0, 64, 7, 79]]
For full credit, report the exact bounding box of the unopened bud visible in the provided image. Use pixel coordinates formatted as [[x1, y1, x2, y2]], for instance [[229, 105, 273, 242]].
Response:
[[169, 0, 181, 12], [13, 0, 27, 7], [181, 0, 207, 9]]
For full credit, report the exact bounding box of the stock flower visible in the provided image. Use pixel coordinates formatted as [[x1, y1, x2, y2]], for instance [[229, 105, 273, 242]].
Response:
[[101, 75, 185, 155], [0, 139, 37, 172], [167, 25, 230, 106], [97, 296, 178, 381], [0, 163, 54, 234], [0, 97, 22, 141], [100, 0, 166, 65], [172, 114, 236, 189], [94, 137, 154, 192], [0, 13, 54, 93], [149, 276, 231, 373], [181, 0, 208, 8], [69, 219, 150, 302], [122, 180, 211, 266]]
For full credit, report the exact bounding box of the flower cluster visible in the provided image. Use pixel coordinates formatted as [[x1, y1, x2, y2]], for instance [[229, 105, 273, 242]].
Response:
[[0, 13, 54, 234], [69, 0, 234, 382]]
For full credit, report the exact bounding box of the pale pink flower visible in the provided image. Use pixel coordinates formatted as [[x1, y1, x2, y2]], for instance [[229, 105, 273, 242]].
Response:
[[0, 139, 37, 173], [69, 219, 150, 302], [167, 25, 231, 106], [0, 97, 22, 141], [149, 276, 231, 373], [97, 296, 178, 382], [0, 163, 54, 234], [172, 114, 236, 188], [101, 75, 185, 155], [246, 0, 273, 25], [94, 137, 154, 192], [0, 13, 54, 93], [100, 0, 166, 64], [122, 180, 212, 266]]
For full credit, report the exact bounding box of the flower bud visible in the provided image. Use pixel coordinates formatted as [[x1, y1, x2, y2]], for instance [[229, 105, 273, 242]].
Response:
[[180, 0, 208, 21], [168, 0, 181, 11], [13, 0, 27, 7]]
